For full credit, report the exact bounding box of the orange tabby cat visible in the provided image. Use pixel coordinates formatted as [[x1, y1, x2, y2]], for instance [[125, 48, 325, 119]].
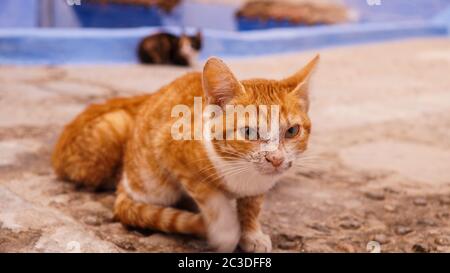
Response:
[[52, 55, 319, 252]]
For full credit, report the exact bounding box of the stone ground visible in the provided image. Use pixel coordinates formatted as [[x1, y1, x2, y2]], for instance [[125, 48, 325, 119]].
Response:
[[1, 38, 450, 253]]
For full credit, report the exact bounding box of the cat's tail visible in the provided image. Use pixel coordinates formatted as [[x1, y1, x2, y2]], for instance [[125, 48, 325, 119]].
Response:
[[114, 191, 205, 237], [52, 95, 151, 190]]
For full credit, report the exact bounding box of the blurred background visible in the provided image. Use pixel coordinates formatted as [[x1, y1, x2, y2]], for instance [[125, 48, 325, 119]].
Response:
[[1, 0, 449, 29], [0, 0, 449, 64]]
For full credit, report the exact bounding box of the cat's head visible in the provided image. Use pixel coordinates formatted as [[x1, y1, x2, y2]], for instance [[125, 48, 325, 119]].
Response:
[[202, 56, 319, 179], [180, 31, 202, 51]]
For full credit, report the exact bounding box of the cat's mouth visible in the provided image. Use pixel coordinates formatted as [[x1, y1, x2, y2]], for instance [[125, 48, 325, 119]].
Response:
[[255, 161, 293, 176]]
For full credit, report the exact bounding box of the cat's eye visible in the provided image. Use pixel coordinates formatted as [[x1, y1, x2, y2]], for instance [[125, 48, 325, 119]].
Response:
[[241, 126, 258, 140], [285, 125, 300, 138]]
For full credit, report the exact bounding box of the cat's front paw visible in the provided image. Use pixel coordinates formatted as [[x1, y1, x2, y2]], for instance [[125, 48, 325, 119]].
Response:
[[239, 230, 272, 253]]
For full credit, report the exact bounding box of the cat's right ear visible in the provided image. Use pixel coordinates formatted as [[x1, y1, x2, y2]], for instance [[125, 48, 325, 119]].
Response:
[[195, 29, 202, 40], [202, 57, 243, 107], [283, 54, 320, 112]]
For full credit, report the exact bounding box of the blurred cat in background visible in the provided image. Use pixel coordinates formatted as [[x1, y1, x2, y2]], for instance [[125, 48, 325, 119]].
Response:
[[137, 31, 202, 67]]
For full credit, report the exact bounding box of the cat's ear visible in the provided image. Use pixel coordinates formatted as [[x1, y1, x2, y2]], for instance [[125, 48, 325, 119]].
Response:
[[283, 54, 320, 89], [180, 26, 187, 37], [195, 30, 202, 40], [283, 54, 320, 112], [202, 57, 244, 107]]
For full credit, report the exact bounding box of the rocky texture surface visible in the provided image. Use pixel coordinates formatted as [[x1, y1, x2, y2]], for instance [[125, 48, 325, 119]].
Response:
[[1, 38, 450, 252]]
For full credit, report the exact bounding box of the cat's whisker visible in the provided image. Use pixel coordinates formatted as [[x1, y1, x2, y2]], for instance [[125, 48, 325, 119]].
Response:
[[294, 159, 321, 166], [197, 162, 248, 176], [293, 162, 322, 172], [191, 156, 243, 163], [197, 161, 249, 179], [216, 166, 249, 181], [294, 154, 323, 164], [222, 168, 247, 180], [197, 160, 246, 172], [199, 161, 250, 183], [294, 158, 321, 165], [219, 150, 248, 158], [296, 153, 324, 161]]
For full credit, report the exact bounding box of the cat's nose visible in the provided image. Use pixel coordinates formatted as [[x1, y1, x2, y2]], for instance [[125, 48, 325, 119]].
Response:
[[265, 154, 284, 167]]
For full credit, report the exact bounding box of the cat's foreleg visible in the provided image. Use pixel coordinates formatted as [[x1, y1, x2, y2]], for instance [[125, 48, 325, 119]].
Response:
[[187, 184, 241, 252], [237, 195, 272, 253]]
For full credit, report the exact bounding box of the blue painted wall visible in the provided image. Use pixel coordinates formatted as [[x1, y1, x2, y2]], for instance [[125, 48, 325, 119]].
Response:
[[72, 3, 164, 28], [0, 0, 237, 30], [0, 0, 39, 27], [175, 2, 237, 31], [433, 5, 450, 33], [0, 22, 447, 65]]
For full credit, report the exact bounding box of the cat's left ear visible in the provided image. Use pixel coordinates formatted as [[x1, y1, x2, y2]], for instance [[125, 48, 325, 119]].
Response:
[[283, 54, 320, 112], [195, 30, 202, 40], [202, 57, 244, 107]]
